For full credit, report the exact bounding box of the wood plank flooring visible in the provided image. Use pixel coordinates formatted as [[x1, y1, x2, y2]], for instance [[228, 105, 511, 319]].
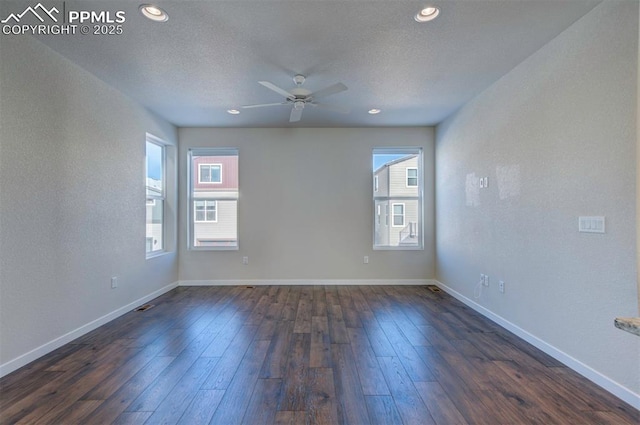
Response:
[[1, 285, 638, 424]]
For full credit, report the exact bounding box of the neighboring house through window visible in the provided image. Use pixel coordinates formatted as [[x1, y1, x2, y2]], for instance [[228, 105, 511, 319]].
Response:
[[189, 148, 239, 249], [373, 147, 423, 249]]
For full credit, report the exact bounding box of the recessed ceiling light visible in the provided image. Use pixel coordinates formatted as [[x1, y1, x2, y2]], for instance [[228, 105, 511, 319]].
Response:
[[227, 109, 240, 115], [140, 4, 169, 22], [415, 6, 440, 22], [368, 109, 381, 115]]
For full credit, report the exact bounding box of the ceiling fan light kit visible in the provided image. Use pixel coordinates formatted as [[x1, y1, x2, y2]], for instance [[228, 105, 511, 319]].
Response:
[[241, 74, 350, 122]]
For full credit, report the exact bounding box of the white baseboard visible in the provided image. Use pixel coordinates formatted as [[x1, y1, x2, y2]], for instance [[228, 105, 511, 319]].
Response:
[[0, 281, 179, 378], [433, 280, 640, 410], [180, 279, 436, 286]]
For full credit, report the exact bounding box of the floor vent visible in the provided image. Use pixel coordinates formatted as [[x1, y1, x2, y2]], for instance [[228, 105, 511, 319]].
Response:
[[244, 285, 256, 289], [425, 285, 442, 293], [135, 304, 154, 312]]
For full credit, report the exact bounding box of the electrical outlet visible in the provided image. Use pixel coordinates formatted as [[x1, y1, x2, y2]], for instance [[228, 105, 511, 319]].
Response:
[[242, 256, 249, 265], [111, 276, 118, 289], [499, 281, 505, 293], [364, 256, 369, 264], [484, 275, 489, 287]]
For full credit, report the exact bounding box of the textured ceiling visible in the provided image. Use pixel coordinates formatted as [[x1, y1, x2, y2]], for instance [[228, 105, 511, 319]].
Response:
[[27, 0, 600, 127]]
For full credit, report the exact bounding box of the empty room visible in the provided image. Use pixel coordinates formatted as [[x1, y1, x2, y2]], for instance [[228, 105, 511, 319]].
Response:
[[1, 0, 639, 424]]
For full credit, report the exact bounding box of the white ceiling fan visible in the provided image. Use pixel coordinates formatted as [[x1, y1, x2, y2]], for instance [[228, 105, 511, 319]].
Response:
[[242, 75, 349, 122]]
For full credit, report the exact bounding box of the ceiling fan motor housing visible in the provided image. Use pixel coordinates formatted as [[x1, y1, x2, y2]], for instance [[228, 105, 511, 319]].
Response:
[[243, 75, 348, 122], [290, 87, 312, 99]]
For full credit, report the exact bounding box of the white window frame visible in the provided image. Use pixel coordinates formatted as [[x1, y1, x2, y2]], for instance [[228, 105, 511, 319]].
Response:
[[392, 203, 405, 227], [406, 167, 418, 187], [198, 163, 222, 184], [188, 148, 239, 251], [373, 147, 424, 250], [194, 200, 218, 222], [374, 175, 379, 192], [146, 136, 166, 258]]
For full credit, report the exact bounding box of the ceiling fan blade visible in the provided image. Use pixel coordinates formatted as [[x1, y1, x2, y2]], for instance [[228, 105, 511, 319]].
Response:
[[289, 106, 303, 122], [309, 102, 351, 114], [308, 82, 347, 100], [258, 81, 295, 100], [241, 102, 289, 109]]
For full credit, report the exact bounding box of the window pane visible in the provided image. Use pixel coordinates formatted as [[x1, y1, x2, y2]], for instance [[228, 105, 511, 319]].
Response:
[[190, 149, 238, 249], [146, 199, 163, 253], [192, 199, 236, 246], [206, 201, 217, 221], [146, 139, 165, 256], [373, 148, 423, 249], [210, 166, 221, 183], [200, 165, 211, 183], [146, 141, 163, 197]]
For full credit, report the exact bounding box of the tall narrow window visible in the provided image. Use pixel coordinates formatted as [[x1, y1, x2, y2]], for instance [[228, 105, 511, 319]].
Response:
[[189, 148, 239, 249], [373, 148, 423, 249], [146, 138, 165, 256]]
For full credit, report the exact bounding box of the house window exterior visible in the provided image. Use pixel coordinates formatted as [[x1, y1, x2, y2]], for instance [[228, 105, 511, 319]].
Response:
[[195, 200, 217, 222], [199, 164, 222, 184], [373, 148, 423, 250], [406, 168, 418, 187], [392, 203, 405, 227], [188, 148, 239, 250]]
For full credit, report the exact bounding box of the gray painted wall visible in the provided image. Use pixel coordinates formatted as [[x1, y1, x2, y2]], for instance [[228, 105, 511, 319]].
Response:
[[436, 1, 639, 399], [637, 0, 640, 310], [178, 127, 435, 281], [0, 35, 179, 369]]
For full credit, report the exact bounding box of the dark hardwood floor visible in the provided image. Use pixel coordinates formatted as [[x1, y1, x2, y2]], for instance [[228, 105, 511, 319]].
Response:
[[1, 285, 637, 424]]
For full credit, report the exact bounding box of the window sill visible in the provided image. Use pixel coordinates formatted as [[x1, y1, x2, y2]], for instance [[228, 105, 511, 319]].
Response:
[[614, 317, 640, 337], [373, 246, 424, 251], [189, 246, 239, 252], [146, 251, 172, 260]]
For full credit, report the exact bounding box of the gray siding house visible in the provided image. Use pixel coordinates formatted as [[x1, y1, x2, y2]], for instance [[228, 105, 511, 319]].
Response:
[[374, 155, 420, 247]]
